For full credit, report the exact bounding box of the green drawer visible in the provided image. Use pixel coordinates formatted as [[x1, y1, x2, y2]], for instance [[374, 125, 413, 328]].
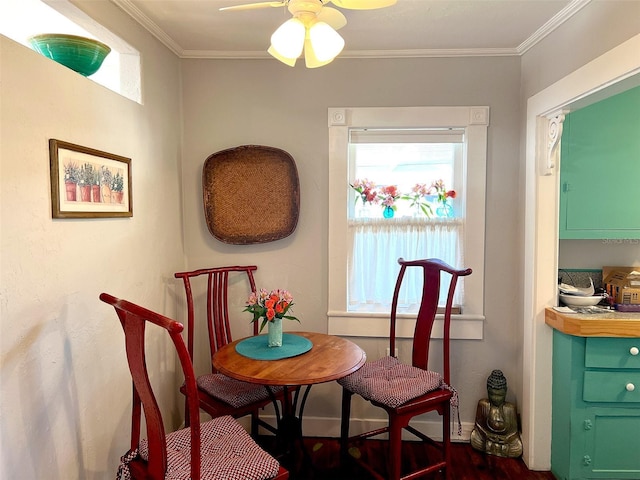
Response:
[[585, 337, 640, 369], [583, 371, 640, 402]]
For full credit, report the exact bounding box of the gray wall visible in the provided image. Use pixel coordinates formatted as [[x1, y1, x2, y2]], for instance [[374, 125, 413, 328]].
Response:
[[180, 55, 523, 432], [521, 0, 640, 99], [0, 1, 183, 478], [2, 1, 639, 478], [515, 0, 640, 411]]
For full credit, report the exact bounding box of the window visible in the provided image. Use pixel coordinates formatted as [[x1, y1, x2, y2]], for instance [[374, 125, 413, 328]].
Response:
[[328, 106, 488, 339], [348, 130, 464, 313], [0, 0, 141, 103]]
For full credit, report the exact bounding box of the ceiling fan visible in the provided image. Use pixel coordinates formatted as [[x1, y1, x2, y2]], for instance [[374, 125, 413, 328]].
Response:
[[220, 0, 397, 68]]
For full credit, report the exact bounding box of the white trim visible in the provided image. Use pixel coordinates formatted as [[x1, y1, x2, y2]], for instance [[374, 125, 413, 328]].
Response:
[[180, 47, 521, 59], [110, 0, 184, 56], [257, 415, 475, 443], [1, 0, 143, 103], [328, 313, 484, 340], [111, 0, 588, 61], [327, 106, 488, 338], [349, 128, 464, 144], [516, 0, 592, 54], [523, 33, 640, 470]]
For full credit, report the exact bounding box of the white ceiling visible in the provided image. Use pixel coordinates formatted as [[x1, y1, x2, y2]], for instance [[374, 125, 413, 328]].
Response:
[[112, 0, 587, 59]]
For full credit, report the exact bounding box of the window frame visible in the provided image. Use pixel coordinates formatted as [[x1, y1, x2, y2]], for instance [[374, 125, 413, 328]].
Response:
[[327, 106, 488, 340], [0, 0, 141, 103]]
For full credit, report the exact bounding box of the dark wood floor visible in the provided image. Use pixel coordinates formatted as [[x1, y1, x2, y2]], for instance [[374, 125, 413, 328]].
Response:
[[260, 436, 556, 480]]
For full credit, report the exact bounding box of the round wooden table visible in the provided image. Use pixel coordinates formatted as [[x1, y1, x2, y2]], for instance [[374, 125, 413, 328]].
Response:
[[213, 331, 366, 386], [212, 331, 366, 470]]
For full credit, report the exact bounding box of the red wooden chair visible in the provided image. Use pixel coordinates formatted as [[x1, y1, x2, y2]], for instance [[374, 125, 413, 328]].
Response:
[[100, 293, 288, 480], [338, 258, 472, 480], [174, 266, 286, 436]]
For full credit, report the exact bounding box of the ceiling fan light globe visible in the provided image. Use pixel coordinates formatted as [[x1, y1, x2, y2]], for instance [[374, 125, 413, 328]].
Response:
[[267, 44, 297, 66], [308, 22, 344, 61], [304, 38, 335, 68], [270, 18, 305, 59]]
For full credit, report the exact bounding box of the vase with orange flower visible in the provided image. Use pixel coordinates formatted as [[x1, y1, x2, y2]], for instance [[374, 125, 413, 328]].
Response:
[[244, 288, 300, 347], [430, 179, 456, 218], [380, 185, 400, 218], [350, 178, 379, 217]]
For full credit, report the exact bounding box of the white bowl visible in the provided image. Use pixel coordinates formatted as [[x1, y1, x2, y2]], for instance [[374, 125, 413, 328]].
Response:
[[559, 294, 605, 307]]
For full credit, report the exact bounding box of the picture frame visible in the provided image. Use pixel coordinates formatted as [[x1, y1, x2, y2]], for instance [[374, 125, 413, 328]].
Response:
[[49, 139, 132, 218]]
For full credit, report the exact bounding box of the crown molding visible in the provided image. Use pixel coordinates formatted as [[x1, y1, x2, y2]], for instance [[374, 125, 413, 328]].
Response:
[[180, 47, 519, 60], [517, 0, 591, 54], [110, 0, 185, 56], [180, 50, 269, 59], [112, 0, 589, 60], [340, 48, 518, 59]]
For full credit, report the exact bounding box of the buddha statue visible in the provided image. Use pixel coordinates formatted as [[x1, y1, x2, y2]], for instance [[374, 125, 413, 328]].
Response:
[[470, 369, 523, 458]]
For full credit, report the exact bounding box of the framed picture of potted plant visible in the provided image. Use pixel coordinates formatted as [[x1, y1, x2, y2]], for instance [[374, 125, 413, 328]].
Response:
[[49, 139, 132, 218]]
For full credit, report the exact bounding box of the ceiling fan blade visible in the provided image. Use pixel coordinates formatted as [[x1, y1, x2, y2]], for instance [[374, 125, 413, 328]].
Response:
[[316, 7, 347, 30], [329, 0, 396, 10], [219, 1, 286, 12]]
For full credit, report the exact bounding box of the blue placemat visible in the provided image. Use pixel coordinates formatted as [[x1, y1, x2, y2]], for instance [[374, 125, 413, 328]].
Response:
[[235, 333, 312, 360]]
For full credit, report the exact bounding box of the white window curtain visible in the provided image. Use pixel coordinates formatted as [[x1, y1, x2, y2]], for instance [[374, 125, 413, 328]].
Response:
[[347, 217, 464, 311]]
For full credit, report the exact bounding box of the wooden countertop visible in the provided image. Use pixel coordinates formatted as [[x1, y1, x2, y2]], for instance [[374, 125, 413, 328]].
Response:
[[545, 307, 640, 337]]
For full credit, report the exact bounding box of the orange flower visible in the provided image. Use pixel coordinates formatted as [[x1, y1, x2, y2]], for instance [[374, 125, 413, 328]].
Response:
[[364, 190, 378, 202], [446, 190, 457, 199], [380, 184, 400, 208], [382, 185, 398, 197], [244, 288, 301, 333]]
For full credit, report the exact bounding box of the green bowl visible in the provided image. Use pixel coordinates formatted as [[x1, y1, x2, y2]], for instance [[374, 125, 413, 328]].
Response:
[[28, 34, 111, 77]]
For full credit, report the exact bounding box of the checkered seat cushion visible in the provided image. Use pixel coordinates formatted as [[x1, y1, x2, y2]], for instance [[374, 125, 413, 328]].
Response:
[[338, 356, 461, 433], [117, 415, 281, 480], [197, 374, 282, 408]]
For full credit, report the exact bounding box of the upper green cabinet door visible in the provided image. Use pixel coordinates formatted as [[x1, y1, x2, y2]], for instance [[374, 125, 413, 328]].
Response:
[[559, 86, 640, 239]]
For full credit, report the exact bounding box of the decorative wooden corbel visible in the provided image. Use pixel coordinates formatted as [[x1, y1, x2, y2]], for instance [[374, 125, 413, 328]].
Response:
[[537, 110, 566, 176]]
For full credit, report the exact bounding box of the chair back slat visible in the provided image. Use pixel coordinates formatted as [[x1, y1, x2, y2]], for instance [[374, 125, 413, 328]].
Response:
[[412, 264, 441, 370], [207, 271, 234, 350], [181, 276, 196, 361], [100, 292, 204, 480], [123, 317, 167, 478], [174, 265, 258, 374], [389, 258, 472, 382], [130, 388, 142, 452]]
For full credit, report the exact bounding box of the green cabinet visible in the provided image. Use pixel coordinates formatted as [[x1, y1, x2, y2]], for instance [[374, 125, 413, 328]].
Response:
[[559, 86, 640, 239], [552, 332, 640, 479]]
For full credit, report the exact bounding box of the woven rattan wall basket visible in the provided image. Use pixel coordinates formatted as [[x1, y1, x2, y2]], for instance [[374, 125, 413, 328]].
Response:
[[203, 145, 300, 244]]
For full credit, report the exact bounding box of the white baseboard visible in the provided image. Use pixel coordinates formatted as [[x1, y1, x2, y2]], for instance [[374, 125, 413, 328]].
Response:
[[253, 415, 474, 443]]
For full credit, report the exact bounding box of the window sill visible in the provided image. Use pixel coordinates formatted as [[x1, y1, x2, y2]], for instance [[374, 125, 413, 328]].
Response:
[[327, 311, 484, 340]]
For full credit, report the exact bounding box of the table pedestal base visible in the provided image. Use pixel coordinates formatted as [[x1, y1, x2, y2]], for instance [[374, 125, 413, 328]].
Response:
[[267, 385, 314, 470]]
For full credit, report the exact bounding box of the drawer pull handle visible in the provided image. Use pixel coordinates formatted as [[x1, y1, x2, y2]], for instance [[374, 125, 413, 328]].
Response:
[[630, 346, 640, 356], [626, 383, 635, 392]]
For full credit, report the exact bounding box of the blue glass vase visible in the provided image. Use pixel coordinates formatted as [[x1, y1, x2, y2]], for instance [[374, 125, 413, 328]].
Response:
[[436, 202, 454, 218], [383, 206, 395, 218]]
